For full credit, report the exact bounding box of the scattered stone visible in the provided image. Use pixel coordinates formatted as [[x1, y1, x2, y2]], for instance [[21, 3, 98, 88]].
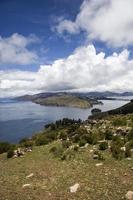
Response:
[[127, 157, 132, 160], [22, 184, 32, 188], [125, 191, 133, 200], [95, 163, 103, 167], [90, 149, 93, 153], [131, 167, 133, 170], [84, 143, 88, 148], [70, 183, 79, 193], [93, 154, 99, 159], [26, 173, 34, 178]]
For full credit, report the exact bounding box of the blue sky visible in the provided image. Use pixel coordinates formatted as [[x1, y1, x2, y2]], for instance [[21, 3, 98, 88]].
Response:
[[0, 0, 85, 71], [0, 0, 133, 97]]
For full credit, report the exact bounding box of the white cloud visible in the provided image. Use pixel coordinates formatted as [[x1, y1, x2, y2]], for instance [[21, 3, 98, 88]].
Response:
[[0, 33, 39, 65], [56, 0, 133, 47], [0, 44, 133, 97]]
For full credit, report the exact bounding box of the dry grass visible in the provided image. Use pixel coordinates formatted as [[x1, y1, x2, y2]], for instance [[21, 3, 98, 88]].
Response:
[[0, 142, 133, 200]]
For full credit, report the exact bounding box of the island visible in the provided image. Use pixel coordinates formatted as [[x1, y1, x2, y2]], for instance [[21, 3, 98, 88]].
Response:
[[15, 92, 103, 109]]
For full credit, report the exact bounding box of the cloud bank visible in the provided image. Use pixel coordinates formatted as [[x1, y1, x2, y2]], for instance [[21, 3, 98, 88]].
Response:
[[0, 44, 133, 97], [0, 33, 39, 65], [56, 0, 133, 47]]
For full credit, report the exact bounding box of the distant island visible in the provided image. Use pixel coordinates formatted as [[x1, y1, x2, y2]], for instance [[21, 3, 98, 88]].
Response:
[[14, 92, 102, 109]]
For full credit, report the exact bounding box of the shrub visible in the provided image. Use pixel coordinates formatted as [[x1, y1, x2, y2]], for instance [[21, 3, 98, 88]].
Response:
[[19, 138, 33, 147], [112, 118, 126, 126], [61, 149, 75, 161], [78, 139, 87, 147], [127, 128, 133, 140], [93, 150, 105, 160], [62, 140, 71, 149], [73, 145, 79, 151], [7, 147, 14, 158], [49, 144, 64, 158], [99, 141, 108, 150], [0, 142, 11, 154], [105, 130, 113, 140], [59, 131, 67, 140], [35, 135, 49, 146]]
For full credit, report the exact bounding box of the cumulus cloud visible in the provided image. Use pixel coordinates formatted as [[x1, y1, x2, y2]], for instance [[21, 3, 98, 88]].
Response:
[[0, 44, 133, 97], [0, 33, 39, 65], [56, 0, 133, 47]]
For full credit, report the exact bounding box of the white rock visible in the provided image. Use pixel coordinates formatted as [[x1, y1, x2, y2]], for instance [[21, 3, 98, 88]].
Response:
[[84, 143, 88, 148], [125, 191, 133, 200], [95, 163, 103, 167], [70, 183, 79, 193], [26, 173, 34, 178], [22, 184, 31, 188]]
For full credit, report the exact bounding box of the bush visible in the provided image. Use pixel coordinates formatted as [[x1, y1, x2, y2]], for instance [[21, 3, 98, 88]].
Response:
[[105, 130, 113, 140], [62, 140, 71, 149], [19, 138, 33, 147], [61, 149, 75, 161], [35, 135, 49, 146], [59, 131, 67, 140], [0, 142, 11, 154], [93, 150, 105, 160], [78, 139, 87, 147], [73, 145, 79, 151], [99, 141, 108, 150], [49, 144, 64, 158], [7, 147, 14, 158], [112, 118, 126, 126], [127, 128, 133, 140]]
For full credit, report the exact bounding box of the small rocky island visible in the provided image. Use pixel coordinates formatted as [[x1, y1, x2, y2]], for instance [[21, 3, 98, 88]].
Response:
[[15, 92, 102, 108]]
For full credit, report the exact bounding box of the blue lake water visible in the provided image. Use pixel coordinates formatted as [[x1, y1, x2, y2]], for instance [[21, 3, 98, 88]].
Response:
[[0, 99, 130, 143]]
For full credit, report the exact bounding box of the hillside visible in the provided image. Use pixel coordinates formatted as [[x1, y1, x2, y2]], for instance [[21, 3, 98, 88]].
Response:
[[0, 114, 133, 200], [89, 100, 133, 119]]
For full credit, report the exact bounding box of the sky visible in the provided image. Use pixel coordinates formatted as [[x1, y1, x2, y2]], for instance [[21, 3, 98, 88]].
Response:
[[0, 0, 133, 97]]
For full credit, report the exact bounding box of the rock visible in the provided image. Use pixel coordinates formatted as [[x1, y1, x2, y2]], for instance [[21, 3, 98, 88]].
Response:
[[26, 173, 34, 178], [93, 154, 99, 159], [70, 183, 79, 193], [90, 149, 93, 153], [125, 191, 133, 200], [95, 163, 103, 167], [22, 184, 31, 188], [120, 146, 126, 151], [131, 167, 133, 170], [84, 143, 88, 148], [127, 157, 132, 160]]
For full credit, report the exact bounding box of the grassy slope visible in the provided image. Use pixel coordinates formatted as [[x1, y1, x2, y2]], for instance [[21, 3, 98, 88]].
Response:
[[0, 142, 133, 200], [33, 94, 92, 108]]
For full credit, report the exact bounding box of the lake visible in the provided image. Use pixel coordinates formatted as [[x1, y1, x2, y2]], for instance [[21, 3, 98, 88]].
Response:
[[0, 99, 130, 143]]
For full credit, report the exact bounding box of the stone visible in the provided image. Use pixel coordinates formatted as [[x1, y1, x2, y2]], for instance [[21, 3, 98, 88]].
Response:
[[95, 163, 103, 167], [22, 184, 31, 188], [26, 173, 34, 178], [93, 154, 99, 159], [125, 191, 133, 200], [70, 183, 79, 193]]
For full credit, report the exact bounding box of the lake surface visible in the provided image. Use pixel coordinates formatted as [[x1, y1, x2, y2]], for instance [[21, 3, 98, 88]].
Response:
[[0, 99, 130, 143]]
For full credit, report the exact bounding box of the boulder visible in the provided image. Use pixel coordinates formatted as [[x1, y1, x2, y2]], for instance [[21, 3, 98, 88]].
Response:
[[125, 191, 133, 200], [70, 183, 79, 193]]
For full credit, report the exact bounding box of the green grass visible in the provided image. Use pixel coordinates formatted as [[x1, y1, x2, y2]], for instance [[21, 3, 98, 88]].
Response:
[[0, 142, 132, 200]]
